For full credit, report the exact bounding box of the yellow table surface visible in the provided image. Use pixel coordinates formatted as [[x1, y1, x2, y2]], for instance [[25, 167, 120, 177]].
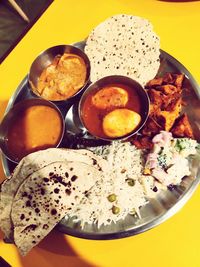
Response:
[[0, 1, 200, 266]]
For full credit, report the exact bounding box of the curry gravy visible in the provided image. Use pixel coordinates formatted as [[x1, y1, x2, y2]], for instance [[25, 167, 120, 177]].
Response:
[[7, 105, 63, 161], [81, 84, 142, 138]]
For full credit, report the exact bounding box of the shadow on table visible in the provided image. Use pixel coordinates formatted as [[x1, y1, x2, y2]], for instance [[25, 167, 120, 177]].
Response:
[[18, 230, 94, 267], [1, 229, 95, 267]]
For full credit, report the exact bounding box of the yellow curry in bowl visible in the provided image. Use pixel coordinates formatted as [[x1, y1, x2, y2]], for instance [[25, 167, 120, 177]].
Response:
[[37, 53, 87, 101]]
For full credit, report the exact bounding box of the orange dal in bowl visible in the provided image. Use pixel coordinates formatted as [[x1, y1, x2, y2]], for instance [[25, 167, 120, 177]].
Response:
[[7, 105, 63, 161]]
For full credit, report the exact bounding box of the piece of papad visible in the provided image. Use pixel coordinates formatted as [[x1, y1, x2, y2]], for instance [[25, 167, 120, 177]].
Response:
[[85, 14, 160, 85]]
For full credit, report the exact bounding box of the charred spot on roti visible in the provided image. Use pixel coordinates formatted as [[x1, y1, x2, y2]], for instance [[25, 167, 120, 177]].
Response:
[[35, 208, 40, 214], [26, 200, 31, 207], [51, 209, 57, 216], [22, 224, 37, 233], [71, 175, 78, 182], [66, 181, 71, 187], [40, 188, 45, 195], [22, 192, 28, 197], [43, 177, 49, 182], [92, 159, 97, 165], [51, 174, 67, 187], [65, 189, 71, 195], [70, 168, 73, 171], [43, 224, 49, 230], [54, 188, 60, 194], [20, 214, 25, 220], [65, 172, 69, 178]]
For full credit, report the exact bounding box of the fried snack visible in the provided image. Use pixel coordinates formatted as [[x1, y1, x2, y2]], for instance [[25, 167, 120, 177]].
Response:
[[157, 98, 182, 131], [171, 113, 194, 139], [131, 73, 194, 149], [141, 117, 162, 137], [146, 77, 163, 88], [131, 135, 153, 150]]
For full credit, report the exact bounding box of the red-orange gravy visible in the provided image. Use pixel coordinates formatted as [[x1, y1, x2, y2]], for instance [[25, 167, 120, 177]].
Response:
[[7, 105, 63, 161], [81, 84, 141, 138]]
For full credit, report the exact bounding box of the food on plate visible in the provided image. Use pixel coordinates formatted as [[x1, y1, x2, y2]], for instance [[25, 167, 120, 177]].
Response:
[[92, 86, 128, 109], [85, 14, 160, 85], [171, 113, 194, 139], [0, 133, 198, 254], [36, 53, 87, 101], [81, 84, 142, 138], [144, 131, 197, 185], [66, 142, 147, 227], [102, 109, 141, 137], [1, 13, 199, 257], [66, 137, 198, 226], [0, 148, 109, 255], [12, 161, 104, 255], [0, 148, 109, 240], [6, 105, 63, 161], [132, 72, 194, 149]]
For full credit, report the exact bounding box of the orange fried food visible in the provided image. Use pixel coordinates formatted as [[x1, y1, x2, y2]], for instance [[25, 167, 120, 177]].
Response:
[[157, 98, 182, 131], [156, 84, 180, 95], [131, 72, 195, 149], [162, 73, 184, 89], [146, 77, 163, 88], [142, 117, 163, 136], [131, 135, 153, 150], [91, 87, 128, 109], [171, 113, 194, 139], [174, 74, 185, 89]]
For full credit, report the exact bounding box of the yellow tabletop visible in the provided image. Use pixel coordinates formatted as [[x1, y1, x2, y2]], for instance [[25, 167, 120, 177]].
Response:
[[0, 1, 200, 266]]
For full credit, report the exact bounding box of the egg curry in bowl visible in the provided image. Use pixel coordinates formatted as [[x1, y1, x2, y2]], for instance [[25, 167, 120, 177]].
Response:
[[81, 83, 144, 139]]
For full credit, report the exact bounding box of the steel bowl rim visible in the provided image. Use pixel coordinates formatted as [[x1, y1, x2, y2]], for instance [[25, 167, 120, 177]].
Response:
[[28, 44, 91, 103], [0, 98, 65, 164], [78, 74, 150, 141]]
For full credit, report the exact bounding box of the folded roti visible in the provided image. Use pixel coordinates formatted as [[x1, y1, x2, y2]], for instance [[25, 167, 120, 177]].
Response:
[[11, 161, 104, 255], [0, 148, 109, 240]]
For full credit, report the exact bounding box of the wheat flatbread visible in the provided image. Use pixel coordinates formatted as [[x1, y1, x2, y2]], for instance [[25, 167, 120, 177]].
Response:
[[11, 161, 104, 255], [0, 148, 109, 239]]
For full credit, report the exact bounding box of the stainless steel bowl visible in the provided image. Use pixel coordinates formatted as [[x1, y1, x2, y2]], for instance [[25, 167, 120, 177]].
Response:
[[79, 75, 150, 141], [0, 98, 65, 163], [28, 44, 91, 103]]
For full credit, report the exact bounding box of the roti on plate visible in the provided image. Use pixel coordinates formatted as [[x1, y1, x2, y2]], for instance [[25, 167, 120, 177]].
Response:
[[0, 148, 109, 240], [11, 160, 105, 255]]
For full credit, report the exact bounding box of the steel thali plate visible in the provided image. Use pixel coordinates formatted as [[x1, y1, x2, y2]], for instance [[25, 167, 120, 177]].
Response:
[[1, 41, 200, 239]]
